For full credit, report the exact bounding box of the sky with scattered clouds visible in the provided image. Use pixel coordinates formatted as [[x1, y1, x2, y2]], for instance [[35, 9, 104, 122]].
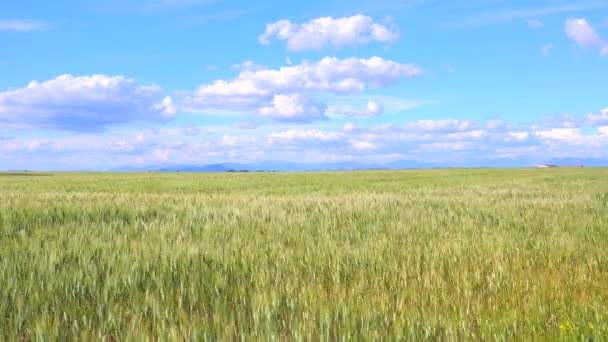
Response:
[[1, 0, 608, 170]]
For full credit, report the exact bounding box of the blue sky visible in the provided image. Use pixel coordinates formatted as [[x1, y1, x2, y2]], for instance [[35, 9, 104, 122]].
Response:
[[1, 0, 608, 170]]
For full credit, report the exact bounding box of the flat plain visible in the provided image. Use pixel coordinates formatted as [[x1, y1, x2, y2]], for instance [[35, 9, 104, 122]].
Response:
[[1, 169, 607, 339]]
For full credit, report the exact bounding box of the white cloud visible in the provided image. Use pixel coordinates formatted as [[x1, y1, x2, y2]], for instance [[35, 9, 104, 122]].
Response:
[[258, 15, 399, 51], [328, 101, 384, 118], [0, 75, 176, 131], [193, 57, 420, 98], [565, 18, 608, 56], [323, 95, 432, 118], [27, 140, 53, 152], [487, 120, 506, 130], [3, 139, 56, 154], [221, 135, 257, 147], [349, 139, 376, 150], [528, 19, 543, 28], [154, 149, 170, 162], [588, 108, 608, 126], [403, 120, 477, 132], [416, 142, 472, 152], [343, 123, 357, 132], [184, 56, 421, 122], [6, 114, 608, 170], [507, 131, 530, 142], [352, 119, 510, 148], [260, 94, 327, 121], [447, 130, 488, 140], [535, 128, 581, 141], [267, 129, 343, 143], [329, 100, 384, 118], [153, 96, 177, 116], [363, 101, 384, 116], [111, 132, 151, 153], [135, 133, 145, 144], [0, 20, 49, 32], [540, 113, 580, 129], [541, 43, 554, 56]]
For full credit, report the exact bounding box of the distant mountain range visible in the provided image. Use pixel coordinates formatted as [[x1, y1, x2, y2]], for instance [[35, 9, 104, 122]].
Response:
[[108, 157, 608, 172], [110, 158, 551, 172], [111, 160, 436, 172], [12, 157, 606, 172]]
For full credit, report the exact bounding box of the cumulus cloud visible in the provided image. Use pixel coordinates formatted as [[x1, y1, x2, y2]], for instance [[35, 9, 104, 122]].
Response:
[[328, 96, 432, 118], [507, 132, 530, 142], [330, 101, 384, 118], [2, 139, 56, 154], [0, 75, 177, 131], [27, 140, 53, 152], [416, 142, 471, 152], [587, 108, 608, 126], [349, 139, 376, 150], [343, 123, 357, 132], [446, 130, 488, 140], [267, 129, 344, 143], [0, 20, 49, 32], [111, 132, 151, 153], [350, 118, 539, 153], [6, 114, 608, 170], [535, 128, 581, 141], [539, 113, 580, 129], [260, 94, 328, 121], [183, 56, 421, 122], [565, 18, 608, 56], [221, 135, 257, 147], [403, 120, 477, 132], [192, 57, 420, 98], [360, 101, 384, 116], [258, 15, 399, 51], [347, 120, 492, 147]]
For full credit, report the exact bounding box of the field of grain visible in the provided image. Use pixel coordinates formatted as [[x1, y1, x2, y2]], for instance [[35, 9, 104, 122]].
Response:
[[0, 169, 607, 339]]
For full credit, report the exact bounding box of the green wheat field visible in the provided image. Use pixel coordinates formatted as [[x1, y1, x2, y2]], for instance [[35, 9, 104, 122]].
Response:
[[1, 168, 607, 340]]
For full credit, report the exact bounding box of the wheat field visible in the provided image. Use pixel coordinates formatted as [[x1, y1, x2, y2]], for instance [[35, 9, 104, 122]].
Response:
[[1, 169, 607, 340]]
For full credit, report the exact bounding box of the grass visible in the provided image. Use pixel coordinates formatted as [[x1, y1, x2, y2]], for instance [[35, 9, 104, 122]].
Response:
[[0, 168, 607, 340]]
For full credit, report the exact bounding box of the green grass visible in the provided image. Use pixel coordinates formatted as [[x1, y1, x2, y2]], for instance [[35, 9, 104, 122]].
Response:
[[1, 169, 607, 340]]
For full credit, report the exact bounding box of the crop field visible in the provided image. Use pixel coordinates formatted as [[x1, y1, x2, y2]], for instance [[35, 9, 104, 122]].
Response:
[[1, 169, 607, 339]]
